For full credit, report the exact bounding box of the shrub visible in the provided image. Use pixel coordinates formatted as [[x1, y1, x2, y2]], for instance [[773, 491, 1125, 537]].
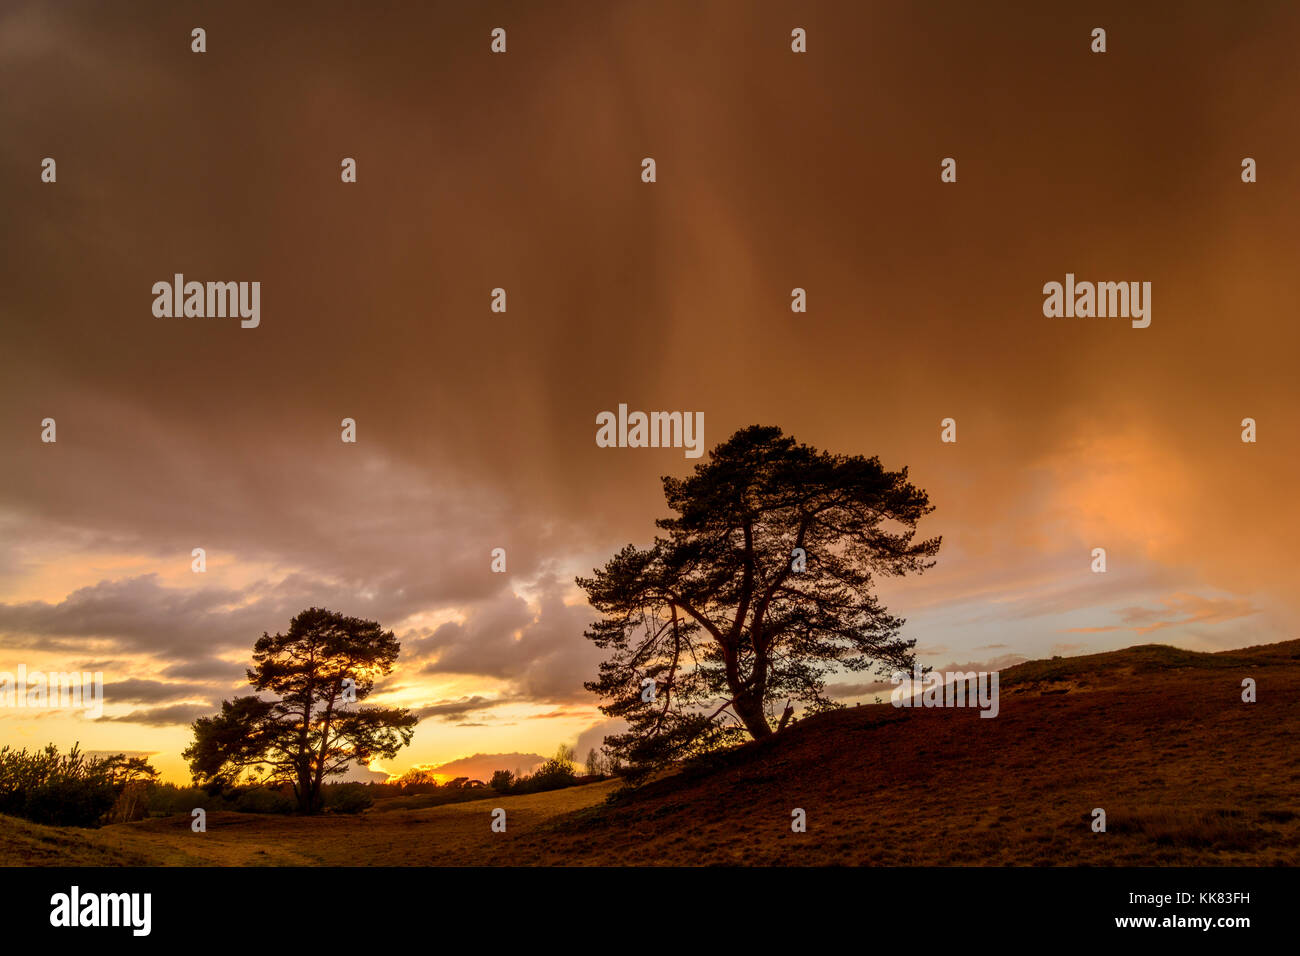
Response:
[[107, 779, 152, 824], [146, 783, 230, 815], [395, 768, 441, 794], [324, 783, 372, 814], [233, 786, 296, 814], [513, 745, 579, 794], [0, 743, 157, 828]]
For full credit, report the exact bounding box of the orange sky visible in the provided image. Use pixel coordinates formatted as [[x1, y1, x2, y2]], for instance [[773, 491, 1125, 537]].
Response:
[[1, 0, 1297, 781]]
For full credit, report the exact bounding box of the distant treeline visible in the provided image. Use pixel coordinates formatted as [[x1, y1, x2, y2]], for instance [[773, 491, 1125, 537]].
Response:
[[376, 744, 613, 811], [0, 742, 614, 827]]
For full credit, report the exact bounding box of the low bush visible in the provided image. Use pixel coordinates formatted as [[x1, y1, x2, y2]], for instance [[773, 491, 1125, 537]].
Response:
[[323, 783, 372, 814], [0, 744, 157, 828]]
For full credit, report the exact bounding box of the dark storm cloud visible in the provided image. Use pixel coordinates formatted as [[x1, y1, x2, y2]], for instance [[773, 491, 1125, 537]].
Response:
[[0, 572, 364, 659], [573, 719, 625, 759], [158, 657, 248, 683], [413, 695, 501, 720], [0, 575, 255, 654], [101, 677, 211, 704], [99, 703, 214, 728], [413, 576, 605, 704], [826, 680, 896, 699], [426, 752, 547, 781], [3, 0, 1297, 604], [0, 0, 1297, 758]]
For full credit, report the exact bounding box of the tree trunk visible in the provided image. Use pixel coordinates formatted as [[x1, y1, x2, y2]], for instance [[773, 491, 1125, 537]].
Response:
[[296, 767, 314, 814], [732, 693, 772, 739]]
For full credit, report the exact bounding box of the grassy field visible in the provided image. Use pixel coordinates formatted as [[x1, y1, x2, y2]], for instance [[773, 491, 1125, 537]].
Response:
[[4, 639, 1299, 866]]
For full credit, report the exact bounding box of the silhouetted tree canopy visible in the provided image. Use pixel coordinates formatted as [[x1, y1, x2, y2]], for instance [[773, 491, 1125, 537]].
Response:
[[184, 608, 417, 813], [579, 425, 940, 774]]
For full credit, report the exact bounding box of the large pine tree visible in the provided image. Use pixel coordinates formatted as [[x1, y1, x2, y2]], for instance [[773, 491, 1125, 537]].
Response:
[[580, 425, 940, 772]]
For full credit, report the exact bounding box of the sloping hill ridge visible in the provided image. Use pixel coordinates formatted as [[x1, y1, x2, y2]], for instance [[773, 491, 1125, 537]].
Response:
[[1000, 639, 1300, 687], [481, 638, 1300, 865], [3, 639, 1299, 866]]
